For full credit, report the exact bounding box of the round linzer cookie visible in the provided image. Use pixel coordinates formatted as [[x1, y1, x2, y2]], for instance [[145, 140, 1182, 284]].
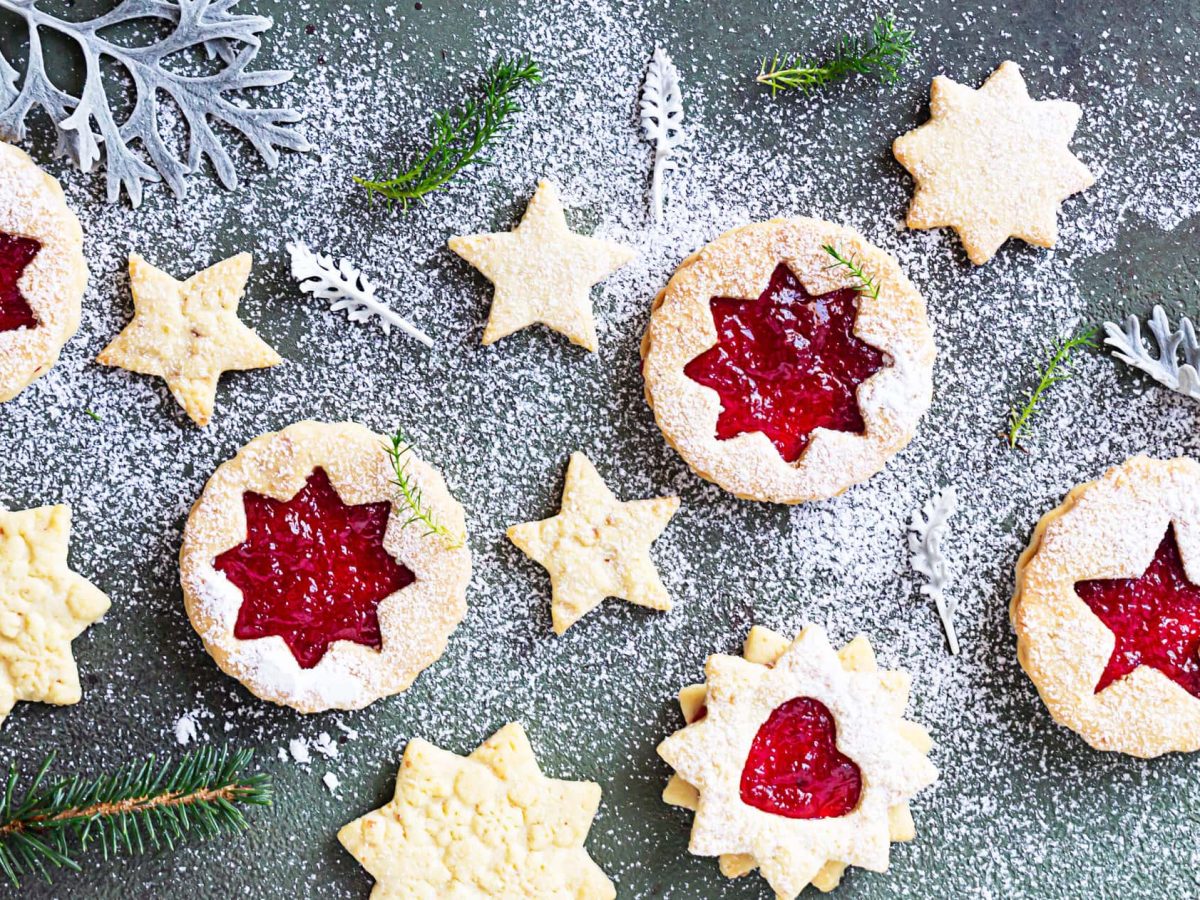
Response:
[[180, 420, 471, 713], [1012, 455, 1200, 758], [0, 141, 87, 402], [641, 218, 935, 504]]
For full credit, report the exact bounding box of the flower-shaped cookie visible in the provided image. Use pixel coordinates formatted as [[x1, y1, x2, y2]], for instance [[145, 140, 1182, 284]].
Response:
[[658, 625, 936, 898]]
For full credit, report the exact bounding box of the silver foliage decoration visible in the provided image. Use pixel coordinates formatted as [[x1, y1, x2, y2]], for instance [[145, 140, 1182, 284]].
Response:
[[1103, 305, 1200, 401], [286, 241, 434, 348], [639, 46, 684, 223], [909, 486, 959, 655], [0, 0, 310, 206]]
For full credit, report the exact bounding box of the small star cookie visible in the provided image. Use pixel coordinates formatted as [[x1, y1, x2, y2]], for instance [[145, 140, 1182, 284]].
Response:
[[893, 60, 1095, 265], [658, 625, 937, 899], [508, 452, 680, 634], [0, 505, 110, 727], [338, 721, 615, 899], [448, 179, 636, 351], [97, 252, 282, 426]]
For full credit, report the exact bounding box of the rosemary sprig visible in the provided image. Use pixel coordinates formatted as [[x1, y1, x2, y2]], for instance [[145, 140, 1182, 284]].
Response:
[[1007, 329, 1098, 449], [822, 244, 880, 300], [0, 746, 270, 886], [385, 430, 463, 550], [758, 16, 915, 95], [355, 56, 543, 208]]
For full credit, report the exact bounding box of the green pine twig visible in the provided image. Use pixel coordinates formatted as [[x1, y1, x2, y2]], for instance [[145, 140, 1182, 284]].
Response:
[[355, 56, 543, 208], [758, 16, 915, 95], [1007, 329, 1098, 449], [385, 430, 463, 550], [0, 747, 270, 887], [822, 244, 880, 300]]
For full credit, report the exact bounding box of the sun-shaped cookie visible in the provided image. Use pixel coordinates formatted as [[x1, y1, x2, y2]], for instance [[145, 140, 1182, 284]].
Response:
[[338, 722, 615, 898], [0, 504, 110, 727], [893, 60, 1095, 265], [658, 625, 937, 898]]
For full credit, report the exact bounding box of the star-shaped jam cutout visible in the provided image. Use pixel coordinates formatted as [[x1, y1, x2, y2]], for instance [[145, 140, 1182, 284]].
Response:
[[1075, 525, 1200, 697], [683, 263, 886, 463], [214, 468, 414, 669], [0, 232, 40, 332]]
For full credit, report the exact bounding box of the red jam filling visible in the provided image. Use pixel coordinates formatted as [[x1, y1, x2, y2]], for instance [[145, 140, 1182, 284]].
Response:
[[214, 468, 414, 669], [0, 232, 40, 332], [739, 696, 862, 819], [683, 263, 885, 463], [1075, 525, 1200, 697]]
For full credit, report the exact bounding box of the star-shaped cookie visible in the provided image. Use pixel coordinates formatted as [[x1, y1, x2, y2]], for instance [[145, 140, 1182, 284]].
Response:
[[0, 505, 110, 727], [508, 452, 680, 634], [893, 60, 1095, 265], [97, 253, 282, 426], [448, 180, 636, 351], [338, 722, 615, 899]]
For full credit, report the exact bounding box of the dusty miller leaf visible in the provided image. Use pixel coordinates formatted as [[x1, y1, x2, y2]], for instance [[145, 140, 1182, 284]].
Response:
[[639, 46, 685, 223], [0, 0, 310, 206], [1103, 305, 1200, 401], [908, 486, 959, 655]]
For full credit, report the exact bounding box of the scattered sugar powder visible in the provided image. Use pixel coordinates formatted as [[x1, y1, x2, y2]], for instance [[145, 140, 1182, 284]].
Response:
[[173, 712, 199, 746], [0, 0, 1198, 897], [288, 738, 311, 765]]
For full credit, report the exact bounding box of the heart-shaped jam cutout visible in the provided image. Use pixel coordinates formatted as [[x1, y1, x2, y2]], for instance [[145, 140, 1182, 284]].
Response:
[[739, 696, 862, 819], [1075, 525, 1200, 697], [0, 232, 40, 333], [214, 468, 415, 669], [683, 263, 885, 463]]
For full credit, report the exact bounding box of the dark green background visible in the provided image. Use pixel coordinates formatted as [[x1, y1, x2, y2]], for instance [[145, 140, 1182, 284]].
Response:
[[2, 0, 1199, 897]]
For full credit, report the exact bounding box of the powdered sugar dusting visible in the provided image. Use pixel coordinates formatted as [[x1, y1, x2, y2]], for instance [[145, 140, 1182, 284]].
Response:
[[0, 0, 1198, 896]]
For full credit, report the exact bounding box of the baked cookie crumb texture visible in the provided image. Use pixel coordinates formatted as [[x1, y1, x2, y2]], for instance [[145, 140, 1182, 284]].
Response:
[[658, 624, 937, 898], [0, 141, 88, 403], [338, 721, 615, 899], [1013, 455, 1200, 757], [179, 420, 471, 713], [642, 217, 935, 503]]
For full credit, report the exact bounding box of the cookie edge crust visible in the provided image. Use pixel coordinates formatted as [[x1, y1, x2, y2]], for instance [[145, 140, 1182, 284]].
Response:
[[641, 217, 935, 504], [1011, 455, 1200, 757], [179, 420, 471, 713], [0, 142, 87, 402]]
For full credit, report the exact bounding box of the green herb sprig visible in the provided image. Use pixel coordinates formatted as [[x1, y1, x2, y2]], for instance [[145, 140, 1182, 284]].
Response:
[[822, 244, 880, 300], [355, 56, 543, 208], [758, 16, 915, 95], [385, 430, 463, 549], [1007, 329, 1098, 449], [0, 747, 270, 887]]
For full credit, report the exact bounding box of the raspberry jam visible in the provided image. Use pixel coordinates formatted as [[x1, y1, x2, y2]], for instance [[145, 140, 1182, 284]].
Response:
[[0, 232, 40, 332], [739, 696, 862, 819], [1075, 525, 1200, 697], [683, 263, 885, 463], [214, 468, 414, 669]]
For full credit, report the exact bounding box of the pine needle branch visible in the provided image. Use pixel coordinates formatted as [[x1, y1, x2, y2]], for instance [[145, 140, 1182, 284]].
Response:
[[355, 56, 543, 208], [385, 430, 463, 550], [0, 747, 271, 887], [758, 16, 915, 95], [1007, 328, 1098, 449], [822, 244, 880, 300]]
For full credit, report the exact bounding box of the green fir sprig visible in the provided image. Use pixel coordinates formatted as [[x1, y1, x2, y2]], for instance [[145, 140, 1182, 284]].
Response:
[[385, 430, 464, 550], [822, 244, 881, 300], [758, 16, 915, 95], [1007, 329, 1098, 449], [355, 56, 543, 208], [0, 747, 271, 887]]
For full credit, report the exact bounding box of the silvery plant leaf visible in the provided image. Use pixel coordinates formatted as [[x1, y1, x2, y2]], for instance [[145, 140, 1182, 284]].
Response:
[[909, 485, 959, 655], [0, 0, 310, 206], [639, 46, 685, 223], [1103, 304, 1200, 401]]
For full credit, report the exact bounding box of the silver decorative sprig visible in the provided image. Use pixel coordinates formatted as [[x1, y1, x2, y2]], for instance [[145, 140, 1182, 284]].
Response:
[[909, 486, 959, 655], [1103, 305, 1200, 401], [0, 0, 309, 206], [286, 241, 434, 347], [639, 46, 685, 223]]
